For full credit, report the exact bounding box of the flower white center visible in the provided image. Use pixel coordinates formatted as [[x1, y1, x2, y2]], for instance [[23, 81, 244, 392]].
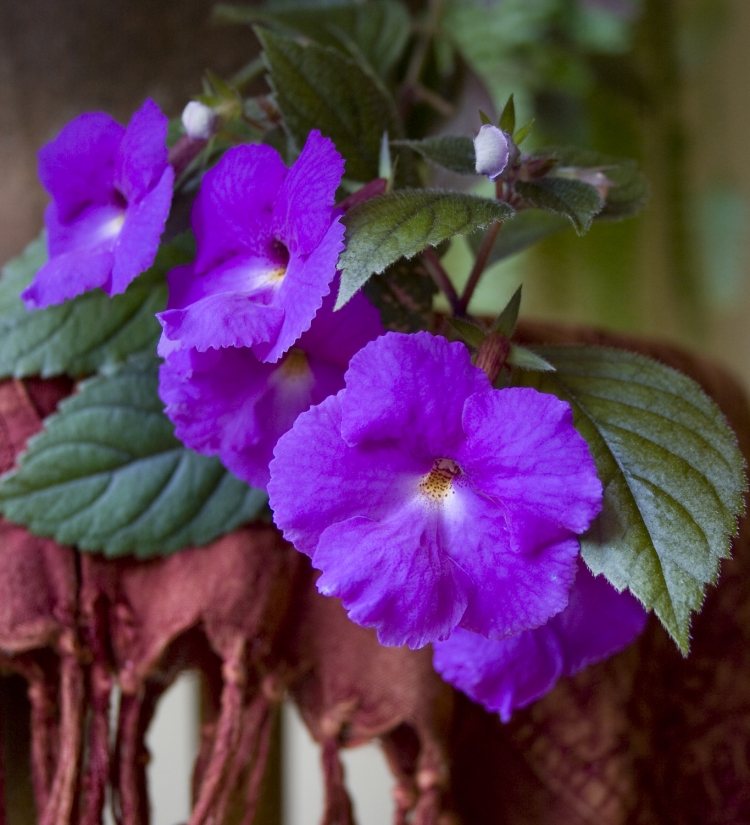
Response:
[[99, 212, 125, 241]]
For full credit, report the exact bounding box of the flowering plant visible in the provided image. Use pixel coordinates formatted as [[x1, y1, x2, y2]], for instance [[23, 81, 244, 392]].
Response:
[[0, 1, 746, 820]]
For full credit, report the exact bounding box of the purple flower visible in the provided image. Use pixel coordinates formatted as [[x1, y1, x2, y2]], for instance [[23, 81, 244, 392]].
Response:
[[22, 99, 174, 309], [157, 130, 345, 364], [268, 332, 603, 649], [159, 290, 382, 488], [433, 561, 647, 721]]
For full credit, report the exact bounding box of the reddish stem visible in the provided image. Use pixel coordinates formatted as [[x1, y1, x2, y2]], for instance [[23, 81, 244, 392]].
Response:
[[458, 221, 502, 315], [422, 248, 461, 316]]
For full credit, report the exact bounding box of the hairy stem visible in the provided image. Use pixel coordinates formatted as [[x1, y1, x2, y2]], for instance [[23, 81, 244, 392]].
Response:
[[398, 0, 444, 118]]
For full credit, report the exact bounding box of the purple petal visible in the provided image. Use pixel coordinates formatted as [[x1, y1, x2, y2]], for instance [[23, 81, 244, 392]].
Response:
[[272, 130, 345, 255], [433, 562, 647, 721], [44, 201, 123, 258], [110, 166, 174, 294], [192, 144, 287, 272], [433, 627, 563, 722], [315, 513, 470, 649], [554, 564, 647, 673], [269, 394, 424, 557], [255, 219, 345, 363], [162, 290, 381, 486], [458, 388, 602, 533], [38, 113, 123, 221], [339, 332, 490, 455], [160, 347, 276, 484], [115, 99, 170, 202], [157, 290, 284, 353], [299, 289, 383, 368], [21, 248, 114, 309], [440, 489, 580, 637], [162, 253, 285, 314]]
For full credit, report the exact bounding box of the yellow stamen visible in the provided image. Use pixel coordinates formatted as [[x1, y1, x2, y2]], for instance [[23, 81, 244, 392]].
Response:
[[419, 458, 462, 502], [267, 266, 286, 283]]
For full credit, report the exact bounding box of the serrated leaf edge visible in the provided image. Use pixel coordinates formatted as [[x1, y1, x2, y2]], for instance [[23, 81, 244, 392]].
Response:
[[534, 344, 747, 653]]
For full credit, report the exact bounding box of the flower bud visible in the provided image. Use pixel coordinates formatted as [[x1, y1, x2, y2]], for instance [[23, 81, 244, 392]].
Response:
[[474, 124, 510, 180], [181, 101, 216, 140], [556, 167, 613, 201]]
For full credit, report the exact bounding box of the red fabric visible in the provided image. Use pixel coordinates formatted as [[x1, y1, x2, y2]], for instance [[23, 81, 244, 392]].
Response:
[[0, 324, 749, 824]]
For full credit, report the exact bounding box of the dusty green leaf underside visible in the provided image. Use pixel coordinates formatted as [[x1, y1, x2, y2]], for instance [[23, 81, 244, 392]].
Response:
[[517, 345, 746, 652], [364, 257, 437, 332], [217, 1, 410, 78], [259, 28, 399, 182], [0, 235, 191, 379], [546, 146, 650, 219], [337, 189, 513, 307], [0, 361, 266, 558], [392, 136, 477, 175], [515, 178, 603, 234]]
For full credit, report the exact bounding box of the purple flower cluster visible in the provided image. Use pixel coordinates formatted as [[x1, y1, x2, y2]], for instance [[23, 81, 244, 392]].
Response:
[[23, 99, 174, 309], [158, 129, 382, 486], [26, 103, 647, 721]]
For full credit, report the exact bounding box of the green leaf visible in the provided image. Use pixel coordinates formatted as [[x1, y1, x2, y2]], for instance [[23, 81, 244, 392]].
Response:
[[447, 317, 486, 348], [492, 285, 522, 336], [338, 190, 513, 307], [515, 177, 604, 234], [364, 257, 436, 332], [392, 136, 476, 175], [442, 0, 558, 100], [498, 93, 516, 133], [506, 344, 555, 371], [0, 236, 192, 380], [546, 146, 649, 219], [258, 28, 400, 181], [516, 345, 747, 653], [0, 360, 266, 558], [216, 1, 411, 78], [513, 117, 534, 145]]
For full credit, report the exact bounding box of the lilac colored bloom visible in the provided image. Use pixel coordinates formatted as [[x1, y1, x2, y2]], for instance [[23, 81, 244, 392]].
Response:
[[268, 332, 603, 649], [159, 290, 382, 488], [157, 130, 345, 364], [474, 124, 510, 180], [22, 99, 174, 309], [433, 561, 647, 721]]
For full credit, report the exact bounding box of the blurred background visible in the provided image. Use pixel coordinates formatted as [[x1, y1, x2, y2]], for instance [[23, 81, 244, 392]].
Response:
[[1, 0, 748, 822]]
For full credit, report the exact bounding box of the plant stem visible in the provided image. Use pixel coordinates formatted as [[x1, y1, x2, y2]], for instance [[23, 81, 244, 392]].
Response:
[[230, 56, 265, 92], [458, 220, 502, 314], [412, 83, 454, 117], [398, 0, 444, 118], [422, 248, 461, 315]]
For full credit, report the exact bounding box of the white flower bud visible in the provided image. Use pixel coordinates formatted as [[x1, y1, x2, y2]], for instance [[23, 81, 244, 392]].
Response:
[[474, 124, 510, 180], [181, 101, 216, 140]]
